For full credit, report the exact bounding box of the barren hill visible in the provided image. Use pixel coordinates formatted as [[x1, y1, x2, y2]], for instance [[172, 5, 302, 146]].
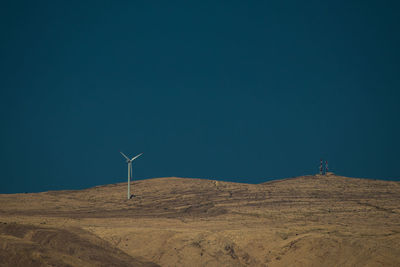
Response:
[[1, 174, 399, 266]]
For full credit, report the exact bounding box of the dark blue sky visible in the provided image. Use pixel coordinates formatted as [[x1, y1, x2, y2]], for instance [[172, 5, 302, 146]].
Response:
[[1, 1, 399, 193]]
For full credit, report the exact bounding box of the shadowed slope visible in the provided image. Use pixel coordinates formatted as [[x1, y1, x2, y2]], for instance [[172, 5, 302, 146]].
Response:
[[0, 222, 158, 267]]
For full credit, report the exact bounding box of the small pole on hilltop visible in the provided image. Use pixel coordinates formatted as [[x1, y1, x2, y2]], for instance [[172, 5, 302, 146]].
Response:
[[319, 159, 323, 175], [325, 160, 329, 174]]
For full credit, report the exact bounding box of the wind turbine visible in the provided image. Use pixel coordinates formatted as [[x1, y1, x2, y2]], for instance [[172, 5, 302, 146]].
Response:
[[120, 152, 142, 199]]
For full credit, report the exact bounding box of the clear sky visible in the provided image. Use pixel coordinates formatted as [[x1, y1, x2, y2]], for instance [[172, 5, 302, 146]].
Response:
[[1, 1, 399, 193]]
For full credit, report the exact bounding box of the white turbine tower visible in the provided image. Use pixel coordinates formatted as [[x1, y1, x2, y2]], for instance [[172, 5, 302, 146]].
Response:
[[120, 152, 142, 199]]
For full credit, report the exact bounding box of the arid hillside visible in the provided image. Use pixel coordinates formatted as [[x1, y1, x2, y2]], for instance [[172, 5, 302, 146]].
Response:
[[1, 174, 399, 266]]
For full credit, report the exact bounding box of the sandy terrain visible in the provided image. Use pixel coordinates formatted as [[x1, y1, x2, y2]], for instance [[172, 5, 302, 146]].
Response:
[[1, 173, 399, 266]]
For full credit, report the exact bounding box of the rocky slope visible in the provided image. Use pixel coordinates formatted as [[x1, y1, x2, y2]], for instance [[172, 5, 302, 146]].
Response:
[[1, 174, 399, 266]]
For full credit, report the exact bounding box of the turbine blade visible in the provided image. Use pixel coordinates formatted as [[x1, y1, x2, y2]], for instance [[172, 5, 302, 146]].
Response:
[[120, 151, 130, 161], [131, 153, 143, 161]]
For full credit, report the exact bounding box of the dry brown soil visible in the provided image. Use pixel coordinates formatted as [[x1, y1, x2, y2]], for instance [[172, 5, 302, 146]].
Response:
[[1, 173, 400, 266]]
